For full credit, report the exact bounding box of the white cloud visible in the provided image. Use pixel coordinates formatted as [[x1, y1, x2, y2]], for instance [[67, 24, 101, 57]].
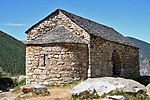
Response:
[[3, 23, 26, 26]]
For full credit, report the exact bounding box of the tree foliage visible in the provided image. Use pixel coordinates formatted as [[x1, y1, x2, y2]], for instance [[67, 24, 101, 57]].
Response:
[[0, 30, 25, 75]]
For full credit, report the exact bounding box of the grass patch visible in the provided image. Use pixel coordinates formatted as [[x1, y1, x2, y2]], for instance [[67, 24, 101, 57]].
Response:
[[71, 93, 99, 100], [13, 79, 26, 93], [107, 91, 149, 100], [45, 80, 82, 89], [71, 89, 149, 100]]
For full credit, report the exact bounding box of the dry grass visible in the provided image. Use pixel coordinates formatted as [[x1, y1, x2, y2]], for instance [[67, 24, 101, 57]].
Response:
[[3, 88, 149, 100], [17, 81, 81, 100]]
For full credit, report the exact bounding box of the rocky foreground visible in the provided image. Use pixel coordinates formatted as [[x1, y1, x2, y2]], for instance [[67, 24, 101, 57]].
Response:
[[1, 77, 150, 100], [71, 77, 147, 99]]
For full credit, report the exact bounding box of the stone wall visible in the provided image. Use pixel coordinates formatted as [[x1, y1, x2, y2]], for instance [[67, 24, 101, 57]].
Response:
[[90, 36, 140, 79], [26, 9, 140, 84], [26, 10, 90, 42], [26, 43, 88, 84]]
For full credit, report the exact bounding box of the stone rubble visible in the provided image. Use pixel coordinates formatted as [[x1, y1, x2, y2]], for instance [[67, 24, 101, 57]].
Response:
[[20, 84, 49, 94]]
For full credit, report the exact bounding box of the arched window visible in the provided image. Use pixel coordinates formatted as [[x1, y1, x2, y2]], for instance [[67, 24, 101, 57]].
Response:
[[112, 50, 122, 76]]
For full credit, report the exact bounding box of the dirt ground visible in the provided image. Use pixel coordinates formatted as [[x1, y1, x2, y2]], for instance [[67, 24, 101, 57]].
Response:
[[0, 87, 71, 100], [1, 86, 150, 100], [23, 87, 71, 100]]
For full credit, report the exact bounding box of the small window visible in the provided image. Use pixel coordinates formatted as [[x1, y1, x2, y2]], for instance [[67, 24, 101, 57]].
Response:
[[43, 54, 46, 66]]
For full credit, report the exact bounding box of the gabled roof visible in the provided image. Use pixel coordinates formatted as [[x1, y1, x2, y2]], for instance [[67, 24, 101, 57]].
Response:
[[26, 9, 136, 47], [26, 26, 88, 44]]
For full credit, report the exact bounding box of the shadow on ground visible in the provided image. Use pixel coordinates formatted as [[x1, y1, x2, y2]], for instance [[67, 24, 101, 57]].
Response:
[[0, 78, 14, 92]]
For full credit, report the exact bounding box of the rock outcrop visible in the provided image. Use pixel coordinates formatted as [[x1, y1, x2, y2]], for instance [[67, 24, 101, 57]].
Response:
[[71, 77, 146, 97], [140, 58, 150, 76]]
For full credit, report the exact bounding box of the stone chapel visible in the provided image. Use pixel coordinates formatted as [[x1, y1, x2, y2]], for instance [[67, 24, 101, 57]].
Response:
[[25, 9, 140, 84]]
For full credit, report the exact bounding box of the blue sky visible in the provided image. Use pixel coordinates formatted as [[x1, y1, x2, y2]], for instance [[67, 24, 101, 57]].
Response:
[[0, 0, 150, 43]]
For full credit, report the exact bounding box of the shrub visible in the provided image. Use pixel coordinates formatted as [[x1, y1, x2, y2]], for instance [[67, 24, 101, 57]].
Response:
[[108, 91, 149, 100], [13, 79, 26, 92]]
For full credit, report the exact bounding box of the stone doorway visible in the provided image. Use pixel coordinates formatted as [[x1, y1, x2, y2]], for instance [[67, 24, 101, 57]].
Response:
[[112, 50, 122, 76]]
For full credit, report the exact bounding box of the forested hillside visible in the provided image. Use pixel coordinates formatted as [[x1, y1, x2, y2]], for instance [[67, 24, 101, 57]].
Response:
[[0, 30, 25, 75]]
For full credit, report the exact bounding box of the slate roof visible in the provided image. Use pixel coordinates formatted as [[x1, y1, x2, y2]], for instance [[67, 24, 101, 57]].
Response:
[[26, 26, 88, 44], [26, 9, 136, 47]]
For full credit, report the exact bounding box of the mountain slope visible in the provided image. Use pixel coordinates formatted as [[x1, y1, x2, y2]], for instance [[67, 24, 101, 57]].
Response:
[[127, 37, 150, 76], [0, 30, 25, 75], [127, 37, 150, 59]]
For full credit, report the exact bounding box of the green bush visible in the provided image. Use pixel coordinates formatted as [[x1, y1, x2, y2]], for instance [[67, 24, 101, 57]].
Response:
[[71, 94, 99, 100], [13, 79, 26, 92], [108, 91, 149, 100]]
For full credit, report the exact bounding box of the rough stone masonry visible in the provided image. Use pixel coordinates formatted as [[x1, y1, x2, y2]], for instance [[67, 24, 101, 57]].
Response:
[[25, 9, 140, 84]]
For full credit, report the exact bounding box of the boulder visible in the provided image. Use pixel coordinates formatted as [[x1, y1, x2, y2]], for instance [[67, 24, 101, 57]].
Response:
[[71, 77, 146, 97], [146, 83, 150, 91], [21, 84, 49, 94]]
